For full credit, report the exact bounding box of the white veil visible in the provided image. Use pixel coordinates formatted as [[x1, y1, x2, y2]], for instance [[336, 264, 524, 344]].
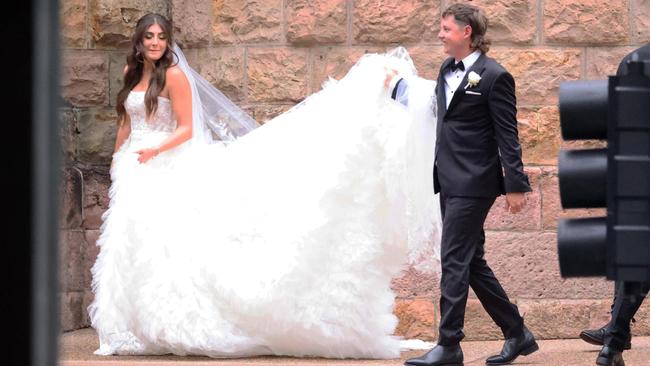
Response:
[[170, 43, 441, 274], [171, 43, 260, 144], [384, 47, 442, 274]]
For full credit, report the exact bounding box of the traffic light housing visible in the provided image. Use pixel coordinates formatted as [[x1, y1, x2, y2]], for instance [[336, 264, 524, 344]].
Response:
[[557, 57, 650, 282]]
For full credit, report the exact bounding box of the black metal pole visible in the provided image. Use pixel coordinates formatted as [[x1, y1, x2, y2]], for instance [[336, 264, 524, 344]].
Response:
[[32, 0, 60, 364]]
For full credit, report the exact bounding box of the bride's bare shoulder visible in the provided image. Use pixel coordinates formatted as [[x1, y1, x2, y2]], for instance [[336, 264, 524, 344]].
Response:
[[165, 65, 190, 90], [165, 64, 186, 79]]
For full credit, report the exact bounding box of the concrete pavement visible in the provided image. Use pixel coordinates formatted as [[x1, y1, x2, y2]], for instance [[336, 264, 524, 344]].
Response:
[[60, 328, 650, 365]]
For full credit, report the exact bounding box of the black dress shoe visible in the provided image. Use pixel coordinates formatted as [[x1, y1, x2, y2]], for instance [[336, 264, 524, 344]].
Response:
[[404, 344, 463, 366], [579, 326, 632, 350], [596, 346, 625, 366], [485, 326, 539, 365]]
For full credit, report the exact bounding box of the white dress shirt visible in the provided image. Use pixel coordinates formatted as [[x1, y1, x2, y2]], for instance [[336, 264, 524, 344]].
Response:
[[389, 49, 483, 110], [443, 50, 482, 109]]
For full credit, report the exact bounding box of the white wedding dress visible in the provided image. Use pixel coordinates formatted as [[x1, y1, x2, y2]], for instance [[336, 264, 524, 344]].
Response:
[[88, 48, 441, 359]]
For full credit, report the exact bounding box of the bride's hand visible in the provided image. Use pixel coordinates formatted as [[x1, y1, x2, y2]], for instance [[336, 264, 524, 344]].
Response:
[[384, 67, 398, 89], [136, 147, 159, 164]]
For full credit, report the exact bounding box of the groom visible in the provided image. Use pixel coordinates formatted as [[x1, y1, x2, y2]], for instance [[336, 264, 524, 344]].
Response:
[[388, 4, 537, 366]]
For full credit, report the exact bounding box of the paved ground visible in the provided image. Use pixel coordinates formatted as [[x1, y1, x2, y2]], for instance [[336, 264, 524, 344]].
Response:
[[60, 328, 650, 365]]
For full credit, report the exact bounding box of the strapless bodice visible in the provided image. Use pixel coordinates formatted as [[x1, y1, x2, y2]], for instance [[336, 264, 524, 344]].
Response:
[[125, 91, 176, 135]]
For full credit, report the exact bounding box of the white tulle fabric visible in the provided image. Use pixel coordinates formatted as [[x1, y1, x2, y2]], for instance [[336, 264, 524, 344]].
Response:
[[88, 48, 441, 359], [171, 43, 259, 144]]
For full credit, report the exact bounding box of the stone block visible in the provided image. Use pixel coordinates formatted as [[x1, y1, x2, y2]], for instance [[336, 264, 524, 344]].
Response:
[[517, 106, 560, 166], [484, 231, 613, 299], [82, 291, 95, 326], [60, 108, 79, 163], [586, 47, 638, 79], [81, 167, 111, 230], [491, 47, 581, 106], [84, 230, 102, 290], [447, 0, 536, 45], [544, 0, 629, 44], [518, 299, 612, 339], [59, 230, 87, 292], [286, 0, 347, 44], [213, 0, 282, 44], [311, 47, 383, 92], [353, 0, 439, 44], [392, 267, 440, 299], [193, 47, 245, 101], [172, 0, 212, 47], [394, 299, 437, 341], [61, 0, 87, 48], [59, 167, 83, 229], [463, 299, 504, 341], [60, 291, 86, 331], [77, 108, 117, 165], [632, 0, 650, 43], [247, 48, 309, 103], [61, 50, 109, 107], [108, 51, 128, 107], [405, 46, 448, 81], [90, 0, 170, 48]]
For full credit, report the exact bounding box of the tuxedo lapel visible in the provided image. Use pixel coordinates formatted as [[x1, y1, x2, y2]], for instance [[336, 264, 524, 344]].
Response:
[[437, 58, 452, 138], [446, 53, 487, 114], [437, 58, 452, 117]]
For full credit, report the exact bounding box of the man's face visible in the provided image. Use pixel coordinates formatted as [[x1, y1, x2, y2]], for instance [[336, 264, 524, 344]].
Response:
[[438, 15, 472, 59]]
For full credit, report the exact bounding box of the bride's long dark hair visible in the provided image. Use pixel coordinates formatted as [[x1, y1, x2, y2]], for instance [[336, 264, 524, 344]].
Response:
[[116, 13, 177, 126]]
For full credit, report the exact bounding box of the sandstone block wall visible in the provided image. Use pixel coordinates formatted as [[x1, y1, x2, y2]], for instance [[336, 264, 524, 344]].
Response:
[[59, 0, 650, 340]]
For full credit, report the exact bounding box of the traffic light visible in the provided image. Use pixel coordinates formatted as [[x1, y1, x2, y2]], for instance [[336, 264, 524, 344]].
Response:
[[557, 79, 609, 277], [557, 57, 650, 282]]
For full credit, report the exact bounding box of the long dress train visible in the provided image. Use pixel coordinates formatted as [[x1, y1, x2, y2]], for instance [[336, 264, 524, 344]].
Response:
[[88, 47, 441, 359]]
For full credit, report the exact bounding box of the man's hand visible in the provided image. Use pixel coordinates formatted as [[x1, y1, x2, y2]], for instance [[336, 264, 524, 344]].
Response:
[[505, 192, 526, 214], [384, 67, 398, 89]]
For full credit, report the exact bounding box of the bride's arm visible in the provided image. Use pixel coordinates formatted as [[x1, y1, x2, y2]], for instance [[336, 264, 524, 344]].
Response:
[[114, 114, 131, 153], [137, 65, 193, 163]]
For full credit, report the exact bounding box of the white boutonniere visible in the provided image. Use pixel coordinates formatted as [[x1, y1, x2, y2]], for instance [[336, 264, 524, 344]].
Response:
[[465, 71, 481, 89]]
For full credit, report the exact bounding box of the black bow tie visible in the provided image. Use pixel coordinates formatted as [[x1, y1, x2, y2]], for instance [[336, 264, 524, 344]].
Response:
[[450, 61, 465, 72]]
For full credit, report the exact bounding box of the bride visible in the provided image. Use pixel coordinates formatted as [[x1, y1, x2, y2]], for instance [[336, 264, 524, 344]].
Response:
[[88, 13, 441, 359]]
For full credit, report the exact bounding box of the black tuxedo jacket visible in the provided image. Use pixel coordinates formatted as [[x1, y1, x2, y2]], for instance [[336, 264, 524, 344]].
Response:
[[433, 53, 531, 197]]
